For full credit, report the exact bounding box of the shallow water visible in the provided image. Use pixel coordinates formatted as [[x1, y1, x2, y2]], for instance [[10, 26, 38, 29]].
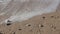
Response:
[[0, 0, 60, 24]]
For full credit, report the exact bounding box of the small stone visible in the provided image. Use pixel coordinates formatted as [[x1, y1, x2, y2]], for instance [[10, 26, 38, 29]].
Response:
[[7, 20, 11, 23], [28, 24, 31, 26], [6, 23, 11, 26], [41, 25, 44, 27], [42, 17, 45, 19], [39, 24, 44, 28], [26, 24, 31, 26], [54, 27, 56, 29], [18, 29, 22, 30], [51, 16, 54, 18]]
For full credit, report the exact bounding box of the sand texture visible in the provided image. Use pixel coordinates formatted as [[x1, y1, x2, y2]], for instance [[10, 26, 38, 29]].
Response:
[[0, 0, 60, 34]]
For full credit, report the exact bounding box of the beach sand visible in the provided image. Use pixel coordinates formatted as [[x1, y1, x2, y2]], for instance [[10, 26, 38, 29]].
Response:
[[0, 4, 60, 34]]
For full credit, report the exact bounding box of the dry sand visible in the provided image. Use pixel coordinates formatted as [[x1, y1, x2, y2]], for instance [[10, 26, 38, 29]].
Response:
[[0, 1, 60, 34]]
